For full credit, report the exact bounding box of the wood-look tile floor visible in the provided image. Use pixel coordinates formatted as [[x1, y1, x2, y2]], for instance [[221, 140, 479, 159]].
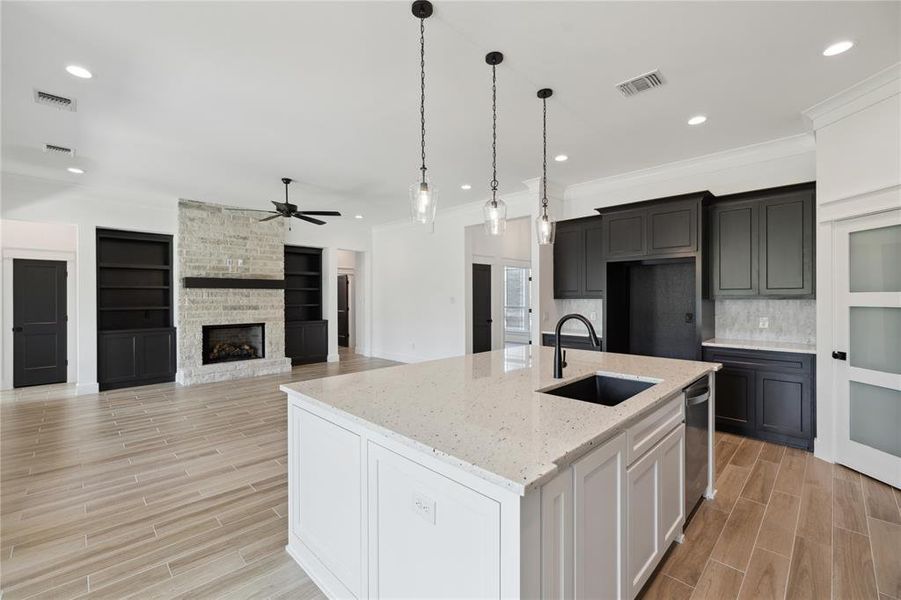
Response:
[[1, 353, 399, 600], [643, 433, 901, 600], [3, 356, 899, 600]]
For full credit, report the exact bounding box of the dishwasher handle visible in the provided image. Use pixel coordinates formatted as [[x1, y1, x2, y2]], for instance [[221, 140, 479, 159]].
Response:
[[686, 390, 710, 407]]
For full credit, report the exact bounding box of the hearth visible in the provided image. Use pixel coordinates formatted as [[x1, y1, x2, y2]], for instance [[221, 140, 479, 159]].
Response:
[[202, 323, 265, 365]]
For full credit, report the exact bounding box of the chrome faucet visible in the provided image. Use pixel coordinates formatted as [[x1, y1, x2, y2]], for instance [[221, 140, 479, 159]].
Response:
[[553, 313, 601, 378]]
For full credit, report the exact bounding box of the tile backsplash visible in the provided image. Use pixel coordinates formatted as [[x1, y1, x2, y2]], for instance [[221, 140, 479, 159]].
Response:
[[715, 299, 816, 344], [552, 299, 604, 336]]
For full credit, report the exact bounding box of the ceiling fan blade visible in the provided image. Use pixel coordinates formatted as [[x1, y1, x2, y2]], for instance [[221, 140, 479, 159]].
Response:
[[258, 214, 283, 222], [298, 211, 342, 217], [293, 214, 326, 226]]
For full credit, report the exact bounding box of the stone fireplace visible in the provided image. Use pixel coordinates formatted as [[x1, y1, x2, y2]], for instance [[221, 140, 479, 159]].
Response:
[[175, 199, 292, 385], [202, 323, 265, 365]]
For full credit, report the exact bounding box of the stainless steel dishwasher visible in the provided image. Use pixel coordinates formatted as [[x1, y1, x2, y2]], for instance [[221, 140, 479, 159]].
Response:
[[684, 377, 710, 519]]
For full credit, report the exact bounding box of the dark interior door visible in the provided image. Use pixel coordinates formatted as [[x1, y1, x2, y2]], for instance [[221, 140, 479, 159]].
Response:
[[337, 274, 349, 348], [472, 264, 492, 353], [13, 259, 67, 387]]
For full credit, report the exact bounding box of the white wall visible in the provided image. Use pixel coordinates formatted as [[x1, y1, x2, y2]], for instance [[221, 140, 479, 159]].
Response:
[[804, 63, 901, 462], [371, 185, 550, 363]]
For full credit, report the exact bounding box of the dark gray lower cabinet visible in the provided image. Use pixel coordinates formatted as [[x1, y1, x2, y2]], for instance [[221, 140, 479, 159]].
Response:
[[286, 320, 328, 365], [541, 333, 603, 352], [98, 328, 176, 391], [703, 347, 815, 450]]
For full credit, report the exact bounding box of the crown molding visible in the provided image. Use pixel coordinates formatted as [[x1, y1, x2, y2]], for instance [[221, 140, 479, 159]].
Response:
[[803, 62, 901, 130], [565, 133, 814, 202]]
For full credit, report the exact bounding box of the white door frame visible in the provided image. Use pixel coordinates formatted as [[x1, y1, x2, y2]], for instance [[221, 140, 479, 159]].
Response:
[[832, 208, 901, 487]]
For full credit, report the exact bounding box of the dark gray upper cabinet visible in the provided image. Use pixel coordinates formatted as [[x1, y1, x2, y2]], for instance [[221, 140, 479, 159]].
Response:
[[553, 216, 604, 299], [759, 190, 814, 296], [647, 200, 698, 255], [710, 200, 758, 296], [583, 219, 605, 297], [710, 183, 815, 299], [553, 222, 583, 298], [602, 208, 646, 259]]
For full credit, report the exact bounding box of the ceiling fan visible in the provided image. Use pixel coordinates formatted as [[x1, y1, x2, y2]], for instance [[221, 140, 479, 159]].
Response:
[[244, 178, 341, 225]]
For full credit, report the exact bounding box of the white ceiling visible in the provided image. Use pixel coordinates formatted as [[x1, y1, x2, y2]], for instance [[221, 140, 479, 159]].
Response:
[[2, 1, 898, 223]]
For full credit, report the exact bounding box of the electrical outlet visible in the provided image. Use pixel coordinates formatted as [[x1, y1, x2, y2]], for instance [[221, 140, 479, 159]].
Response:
[[589, 311, 597, 321], [412, 491, 436, 524], [758, 317, 769, 329]]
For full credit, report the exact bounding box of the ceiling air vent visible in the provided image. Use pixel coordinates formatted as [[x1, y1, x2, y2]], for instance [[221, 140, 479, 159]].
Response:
[[33, 89, 76, 111], [615, 69, 665, 97], [44, 143, 75, 156]]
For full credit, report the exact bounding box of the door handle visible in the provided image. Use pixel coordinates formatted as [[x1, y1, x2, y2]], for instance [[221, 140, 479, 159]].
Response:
[[12, 326, 23, 333], [832, 351, 847, 361]]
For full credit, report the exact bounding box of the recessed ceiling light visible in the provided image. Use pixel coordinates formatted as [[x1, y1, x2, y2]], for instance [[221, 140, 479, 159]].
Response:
[[554, 154, 568, 162], [460, 184, 472, 190], [67, 167, 85, 174], [354, 214, 364, 219], [823, 41, 854, 57], [65, 65, 93, 79], [687, 115, 707, 126]]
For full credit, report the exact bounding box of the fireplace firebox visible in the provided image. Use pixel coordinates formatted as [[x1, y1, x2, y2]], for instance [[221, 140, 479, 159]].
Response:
[[202, 323, 265, 365]]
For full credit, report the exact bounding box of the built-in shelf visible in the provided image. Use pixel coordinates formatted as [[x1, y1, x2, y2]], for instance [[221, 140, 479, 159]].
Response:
[[96, 228, 176, 391], [182, 277, 285, 289], [286, 303, 321, 308], [285, 245, 326, 365], [285, 270, 320, 276]]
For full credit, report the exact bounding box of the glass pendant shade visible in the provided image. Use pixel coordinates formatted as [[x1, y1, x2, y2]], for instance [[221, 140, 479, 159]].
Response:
[[483, 198, 507, 236], [410, 178, 438, 225], [536, 211, 556, 245]]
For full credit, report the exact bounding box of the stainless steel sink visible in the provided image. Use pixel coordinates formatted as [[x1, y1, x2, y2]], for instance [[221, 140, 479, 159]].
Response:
[[541, 373, 657, 407]]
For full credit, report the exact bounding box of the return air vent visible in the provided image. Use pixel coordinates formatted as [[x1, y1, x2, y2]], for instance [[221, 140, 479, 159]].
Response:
[[43, 143, 75, 156], [616, 70, 665, 97], [33, 89, 76, 111]]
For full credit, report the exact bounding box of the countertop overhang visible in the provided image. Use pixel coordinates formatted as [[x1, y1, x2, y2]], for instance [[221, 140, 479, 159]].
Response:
[[281, 347, 720, 495]]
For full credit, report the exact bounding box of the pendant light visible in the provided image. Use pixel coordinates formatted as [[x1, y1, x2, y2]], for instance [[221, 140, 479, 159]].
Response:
[[536, 88, 555, 245], [410, 1, 438, 225], [483, 51, 506, 236]]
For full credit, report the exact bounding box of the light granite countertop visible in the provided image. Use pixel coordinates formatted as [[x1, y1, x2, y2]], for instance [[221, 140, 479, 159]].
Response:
[[702, 338, 816, 355], [281, 346, 720, 495]]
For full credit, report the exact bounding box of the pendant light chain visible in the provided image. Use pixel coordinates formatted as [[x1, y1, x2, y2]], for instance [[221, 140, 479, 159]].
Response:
[[541, 96, 548, 214], [419, 16, 427, 182], [490, 63, 498, 204]]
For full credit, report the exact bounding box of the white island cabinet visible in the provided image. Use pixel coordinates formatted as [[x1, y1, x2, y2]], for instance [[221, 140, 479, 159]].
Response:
[[282, 347, 717, 599]]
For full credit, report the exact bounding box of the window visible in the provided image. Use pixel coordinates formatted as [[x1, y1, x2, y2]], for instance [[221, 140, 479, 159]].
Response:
[[504, 266, 530, 334]]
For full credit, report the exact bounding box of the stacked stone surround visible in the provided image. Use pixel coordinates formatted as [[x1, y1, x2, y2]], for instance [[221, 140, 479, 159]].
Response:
[[176, 200, 291, 385]]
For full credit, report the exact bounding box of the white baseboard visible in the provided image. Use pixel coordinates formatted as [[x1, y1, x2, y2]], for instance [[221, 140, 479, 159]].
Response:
[[327, 353, 339, 363], [369, 349, 423, 364], [76, 382, 100, 395]]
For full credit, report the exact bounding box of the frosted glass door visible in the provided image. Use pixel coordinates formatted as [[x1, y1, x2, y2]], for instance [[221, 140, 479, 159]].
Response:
[[834, 210, 901, 487]]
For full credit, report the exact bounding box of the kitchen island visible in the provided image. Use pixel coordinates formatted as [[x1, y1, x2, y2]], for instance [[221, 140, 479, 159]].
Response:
[[281, 346, 720, 599]]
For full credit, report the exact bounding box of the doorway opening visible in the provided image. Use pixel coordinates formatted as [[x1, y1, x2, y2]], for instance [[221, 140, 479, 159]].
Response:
[[336, 249, 364, 356], [12, 259, 67, 387], [464, 216, 532, 354]]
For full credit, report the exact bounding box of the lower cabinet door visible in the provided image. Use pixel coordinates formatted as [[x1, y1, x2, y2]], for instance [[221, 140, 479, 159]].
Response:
[[659, 425, 686, 546], [138, 329, 175, 379], [98, 332, 138, 385], [541, 467, 574, 599], [573, 433, 626, 600], [367, 442, 501, 599], [626, 444, 660, 597], [290, 406, 362, 597], [756, 370, 811, 440], [714, 366, 755, 434]]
